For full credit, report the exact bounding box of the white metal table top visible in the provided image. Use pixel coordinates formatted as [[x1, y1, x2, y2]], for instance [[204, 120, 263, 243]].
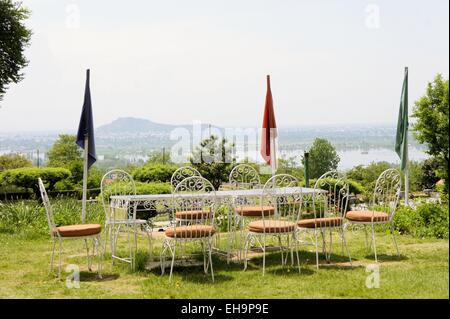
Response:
[[110, 186, 325, 202]]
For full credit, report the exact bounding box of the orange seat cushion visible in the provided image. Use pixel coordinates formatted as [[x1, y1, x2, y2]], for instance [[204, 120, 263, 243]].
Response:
[[54, 224, 102, 237], [298, 217, 343, 228], [175, 210, 211, 220], [165, 225, 216, 238], [346, 210, 389, 222], [248, 220, 296, 233], [235, 205, 275, 217]]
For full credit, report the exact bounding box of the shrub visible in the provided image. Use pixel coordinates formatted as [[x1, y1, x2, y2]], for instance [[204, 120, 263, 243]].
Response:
[[99, 181, 171, 201], [0, 167, 71, 197], [0, 153, 32, 172], [132, 164, 177, 183], [394, 202, 449, 239], [301, 178, 364, 195]]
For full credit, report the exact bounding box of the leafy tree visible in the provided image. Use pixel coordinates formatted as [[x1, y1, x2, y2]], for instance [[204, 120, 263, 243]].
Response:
[[408, 161, 423, 192], [0, 153, 32, 171], [412, 74, 449, 192], [190, 135, 235, 189], [0, 0, 32, 102], [419, 157, 440, 190], [132, 164, 177, 183], [346, 161, 392, 191], [47, 134, 82, 168], [146, 149, 172, 165], [302, 138, 340, 178], [277, 155, 304, 181]]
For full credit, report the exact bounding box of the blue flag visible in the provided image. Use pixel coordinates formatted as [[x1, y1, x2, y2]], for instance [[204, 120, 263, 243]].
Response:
[[76, 69, 96, 168]]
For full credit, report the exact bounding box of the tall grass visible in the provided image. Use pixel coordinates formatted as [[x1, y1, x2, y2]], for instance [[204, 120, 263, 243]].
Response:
[[0, 198, 104, 239]]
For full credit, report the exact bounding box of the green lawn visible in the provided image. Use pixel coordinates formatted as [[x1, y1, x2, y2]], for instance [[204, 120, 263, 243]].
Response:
[[0, 230, 448, 298]]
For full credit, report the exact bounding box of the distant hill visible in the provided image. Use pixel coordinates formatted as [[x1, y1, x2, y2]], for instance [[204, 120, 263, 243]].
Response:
[[96, 117, 179, 134]]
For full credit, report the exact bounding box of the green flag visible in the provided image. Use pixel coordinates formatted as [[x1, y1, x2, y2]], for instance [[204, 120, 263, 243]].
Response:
[[395, 67, 409, 171]]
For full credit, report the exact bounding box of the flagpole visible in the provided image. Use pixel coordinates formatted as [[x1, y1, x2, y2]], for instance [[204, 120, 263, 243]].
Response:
[[270, 136, 277, 176], [404, 66, 409, 206], [81, 135, 88, 223], [404, 131, 409, 206]]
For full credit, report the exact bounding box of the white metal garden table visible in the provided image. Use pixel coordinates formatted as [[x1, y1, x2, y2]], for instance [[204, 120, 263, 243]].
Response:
[[109, 186, 324, 262]]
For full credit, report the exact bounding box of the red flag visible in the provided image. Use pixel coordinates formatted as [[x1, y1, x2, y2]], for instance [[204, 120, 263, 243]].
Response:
[[261, 75, 277, 165]]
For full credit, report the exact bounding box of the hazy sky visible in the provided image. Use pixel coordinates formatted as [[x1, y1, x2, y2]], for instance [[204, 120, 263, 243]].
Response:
[[0, 0, 448, 132]]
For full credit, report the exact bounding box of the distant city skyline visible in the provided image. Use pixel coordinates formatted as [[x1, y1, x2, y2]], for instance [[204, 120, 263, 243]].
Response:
[[0, 0, 448, 132]]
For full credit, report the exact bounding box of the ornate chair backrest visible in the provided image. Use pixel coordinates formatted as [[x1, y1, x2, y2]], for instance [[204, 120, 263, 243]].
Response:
[[171, 176, 217, 238], [170, 166, 202, 192], [312, 170, 349, 222], [100, 169, 136, 222], [229, 164, 261, 190], [38, 178, 57, 238], [261, 174, 302, 227], [372, 168, 402, 220]]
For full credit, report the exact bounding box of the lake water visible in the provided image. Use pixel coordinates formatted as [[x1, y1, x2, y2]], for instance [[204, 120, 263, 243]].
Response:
[[235, 147, 429, 170]]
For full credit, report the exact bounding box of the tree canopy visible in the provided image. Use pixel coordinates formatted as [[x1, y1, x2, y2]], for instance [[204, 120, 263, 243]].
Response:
[[302, 138, 340, 178], [412, 74, 449, 192], [190, 135, 235, 189], [0, 153, 32, 171], [0, 0, 31, 102], [47, 134, 82, 168]]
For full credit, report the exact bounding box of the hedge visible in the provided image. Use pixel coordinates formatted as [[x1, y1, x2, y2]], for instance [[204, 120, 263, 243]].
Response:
[[301, 178, 365, 195], [132, 164, 178, 183], [0, 167, 71, 196]]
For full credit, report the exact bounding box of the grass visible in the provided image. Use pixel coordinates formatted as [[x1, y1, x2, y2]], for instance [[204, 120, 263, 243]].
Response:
[[0, 229, 448, 298]]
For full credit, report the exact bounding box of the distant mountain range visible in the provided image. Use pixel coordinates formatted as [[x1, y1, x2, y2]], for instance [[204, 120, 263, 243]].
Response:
[[0, 117, 425, 161], [96, 117, 215, 135]]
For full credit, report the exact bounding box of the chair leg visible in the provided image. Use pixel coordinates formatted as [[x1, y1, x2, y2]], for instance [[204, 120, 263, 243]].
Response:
[[277, 236, 284, 266], [364, 225, 370, 250], [314, 228, 319, 269], [133, 223, 138, 271], [371, 223, 378, 262], [288, 234, 294, 266], [243, 233, 251, 271], [328, 229, 333, 263], [208, 237, 214, 282], [390, 224, 400, 257], [340, 227, 352, 265], [201, 241, 207, 273], [49, 240, 56, 274], [160, 240, 168, 275], [84, 239, 92, 271], [320, 229, 326, 255], [262, 235, 266, 276], [293, 233, 301, 274], [169, 241, 176, 282], [103, 223, 109, 255], [146, 223, 153, 261], [58, 239, 62, 279], [95, 235, 103, 279]]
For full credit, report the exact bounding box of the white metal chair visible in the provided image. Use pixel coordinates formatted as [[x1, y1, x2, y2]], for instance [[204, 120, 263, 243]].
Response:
[[243, 174, 302, 275], [160, 176, 217, 282], [38, 178, 103, 279], [100, 169, 153, 270], [170, 166, 202, 192], [229, 164, 261, 190], [297, 171, 352, 268], [170, 166, 203, 223], [228, 164, 272, 262], [345, 168, 401, 262]]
